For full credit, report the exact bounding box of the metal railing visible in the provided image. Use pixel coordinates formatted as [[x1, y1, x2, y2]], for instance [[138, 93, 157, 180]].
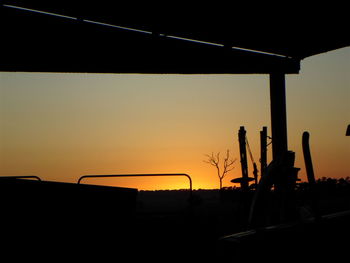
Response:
[[77, 173, 193, 196], [0, 175, 42, 181]]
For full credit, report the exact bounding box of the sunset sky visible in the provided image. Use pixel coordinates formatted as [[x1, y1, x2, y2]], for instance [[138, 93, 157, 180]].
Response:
[[0, 47, 349, 190]]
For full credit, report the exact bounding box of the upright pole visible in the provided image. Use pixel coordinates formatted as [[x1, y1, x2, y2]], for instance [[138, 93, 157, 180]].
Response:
[[238, 126, 249, 190], [269, 73, 288, 160], [270, 73, 299, 222], [260, 126, 267, 178], [302, 131, 320, 219]]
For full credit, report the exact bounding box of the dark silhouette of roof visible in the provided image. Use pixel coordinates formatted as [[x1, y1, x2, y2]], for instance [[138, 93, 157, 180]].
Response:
[[1, 1, 349, 74]]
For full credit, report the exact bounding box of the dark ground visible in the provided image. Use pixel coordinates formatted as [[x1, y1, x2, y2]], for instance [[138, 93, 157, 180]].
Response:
[[132, 178, 350, 261], [2, 177, 350, 262]]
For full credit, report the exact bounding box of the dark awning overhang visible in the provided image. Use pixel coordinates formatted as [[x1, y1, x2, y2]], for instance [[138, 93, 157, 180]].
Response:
[[2, 1, 348, 74]]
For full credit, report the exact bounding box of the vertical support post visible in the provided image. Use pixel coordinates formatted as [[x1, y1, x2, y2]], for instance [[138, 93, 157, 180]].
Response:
[[238, 126, 249, 190], [269, 73, 300, 222], [260, 126, 267, 178], [269, 73, 288, 160]]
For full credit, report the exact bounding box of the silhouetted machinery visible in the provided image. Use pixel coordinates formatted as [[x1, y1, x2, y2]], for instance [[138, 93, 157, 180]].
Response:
[[220, 131, 350, 262], [232, 126, 269, 189], [231, 126, 255, 189]]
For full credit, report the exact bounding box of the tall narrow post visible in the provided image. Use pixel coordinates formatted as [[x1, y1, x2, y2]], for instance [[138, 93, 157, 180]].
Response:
[[238, 126, 249, 190], [269, 73, 288, 160], [260, 126, 267, 178], [302, 131, 320, 219], [270, 74, 300, 222]]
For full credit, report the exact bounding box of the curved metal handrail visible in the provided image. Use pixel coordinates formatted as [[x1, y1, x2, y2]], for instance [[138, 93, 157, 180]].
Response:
[[78, 173, 193, 196], [0, 175, 42, 181]]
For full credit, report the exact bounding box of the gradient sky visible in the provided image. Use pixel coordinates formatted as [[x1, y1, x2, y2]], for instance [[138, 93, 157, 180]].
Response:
[[0, 47, 349, 190]]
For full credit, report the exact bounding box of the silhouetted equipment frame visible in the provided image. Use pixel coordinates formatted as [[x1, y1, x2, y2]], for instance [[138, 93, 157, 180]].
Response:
[[78, 173, 193, 196], [232, 126, 255, 189]]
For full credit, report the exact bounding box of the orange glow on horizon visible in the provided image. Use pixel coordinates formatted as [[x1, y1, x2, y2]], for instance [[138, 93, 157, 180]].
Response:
[[1, 48, 349, 190]]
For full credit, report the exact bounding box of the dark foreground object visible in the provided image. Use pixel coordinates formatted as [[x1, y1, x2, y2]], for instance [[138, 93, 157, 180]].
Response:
[[2, 178, 350, 262], [219, 210, 350, 262], [1, 178, 138, 261]]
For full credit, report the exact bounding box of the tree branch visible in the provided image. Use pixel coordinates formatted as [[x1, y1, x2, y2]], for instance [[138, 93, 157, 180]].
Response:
[[221, 150, 236, 179], [204, 150, 236, 188]]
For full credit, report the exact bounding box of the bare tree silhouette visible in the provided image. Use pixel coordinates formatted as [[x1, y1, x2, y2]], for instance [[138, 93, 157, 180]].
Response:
[[204, 150, 237, 190]]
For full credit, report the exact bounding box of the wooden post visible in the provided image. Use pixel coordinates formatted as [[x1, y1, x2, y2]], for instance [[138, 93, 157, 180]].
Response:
[[269, 73, 288, 160]]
